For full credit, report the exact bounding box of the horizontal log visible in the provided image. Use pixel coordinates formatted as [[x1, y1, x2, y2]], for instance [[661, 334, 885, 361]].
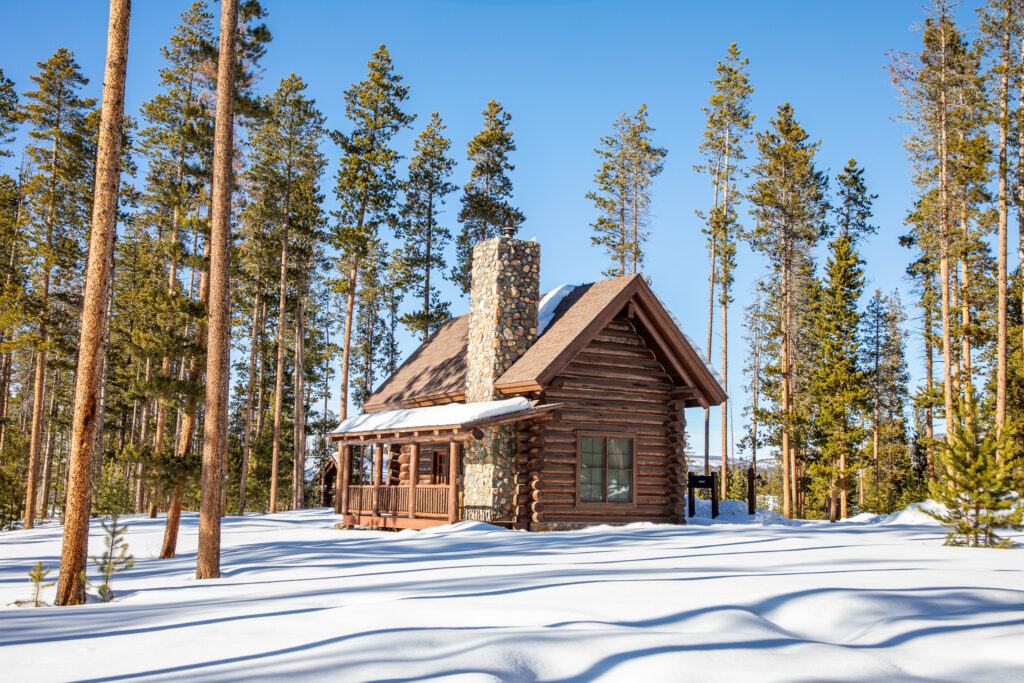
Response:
[[556, 374, 672, 394], [592, 328, 645, 344], [572, 352, 664, 373], [531, 511, 545, 524], [562, 363, 672, 385], [544, 390, 670, 409]]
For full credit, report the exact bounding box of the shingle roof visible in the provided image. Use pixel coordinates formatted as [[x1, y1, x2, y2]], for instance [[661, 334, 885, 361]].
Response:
[[362, 314, 468, 413]]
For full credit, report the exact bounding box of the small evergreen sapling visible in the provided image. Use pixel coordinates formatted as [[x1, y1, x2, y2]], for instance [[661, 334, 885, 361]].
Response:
[[8, 562, 55, 607], [926, 394, 1022, 548], [92, 514, 135, 602]]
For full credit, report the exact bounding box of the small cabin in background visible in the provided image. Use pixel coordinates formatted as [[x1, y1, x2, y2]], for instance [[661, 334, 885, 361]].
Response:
[[325, 229, 726, 530]]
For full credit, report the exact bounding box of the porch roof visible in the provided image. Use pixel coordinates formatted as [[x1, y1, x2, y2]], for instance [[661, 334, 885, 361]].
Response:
[[326, 397, 559, 447]]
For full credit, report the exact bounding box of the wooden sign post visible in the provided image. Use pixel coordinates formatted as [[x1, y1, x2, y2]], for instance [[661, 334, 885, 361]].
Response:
[[687, 472, 718, 519]]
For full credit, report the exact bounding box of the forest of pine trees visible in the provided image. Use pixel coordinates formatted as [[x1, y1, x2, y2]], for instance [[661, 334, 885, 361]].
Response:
[[0, 0, 1022, 591]]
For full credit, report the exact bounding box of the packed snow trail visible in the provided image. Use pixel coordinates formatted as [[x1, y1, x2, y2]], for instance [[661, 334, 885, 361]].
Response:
[[1, 507, 1022, 682]]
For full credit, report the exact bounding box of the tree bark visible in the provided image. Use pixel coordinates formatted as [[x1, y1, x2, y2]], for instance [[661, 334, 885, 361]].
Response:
[[54, 0, 130, 606], [270, 220, 288, 514], [340, 255, 358, 421], [292, 291, 306, 510], [196, 0, 238, 580]]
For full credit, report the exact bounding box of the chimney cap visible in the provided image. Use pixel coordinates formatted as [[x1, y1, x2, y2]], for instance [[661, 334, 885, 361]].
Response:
[[501, 225, 517, 238]]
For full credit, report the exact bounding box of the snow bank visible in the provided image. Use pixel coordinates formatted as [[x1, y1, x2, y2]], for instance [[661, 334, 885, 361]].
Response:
[[329, 397, 532, 436], [1, 505, 1021, 680], [537, 284, 578, 335]]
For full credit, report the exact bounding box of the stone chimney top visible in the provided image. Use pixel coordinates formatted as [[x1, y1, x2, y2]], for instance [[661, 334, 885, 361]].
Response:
[[465, 234, 540, 403], [501, 225, 517, 238]]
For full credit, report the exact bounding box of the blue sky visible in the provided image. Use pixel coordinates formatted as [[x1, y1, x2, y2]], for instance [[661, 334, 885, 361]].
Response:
[[1, 0, 1004, 460]]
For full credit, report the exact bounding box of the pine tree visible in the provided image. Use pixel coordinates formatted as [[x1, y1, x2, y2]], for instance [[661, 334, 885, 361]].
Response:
[[926, 391, 1021, 546], [247, 74, 326, 514], [19, 48, 97, 531], [397, 112, 456, 341], [747, 103, 829, 517], [332, 44, 412, 420], [588, 112, 631, 276], [622, 104, 667, 276], [91, 513, 135, 601], [977, 0, 1017, 447], [452, 99, 524, 293], [861, 290, 913, 512], [806, 159, 875, 518], [891, 4, 979, 449], [695, 44, 754, 494]]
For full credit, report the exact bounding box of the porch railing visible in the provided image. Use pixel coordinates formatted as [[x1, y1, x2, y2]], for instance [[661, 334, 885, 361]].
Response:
[[345, 484, 449, 519]]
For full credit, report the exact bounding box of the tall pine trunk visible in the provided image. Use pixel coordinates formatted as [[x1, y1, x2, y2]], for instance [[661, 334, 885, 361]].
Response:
[[196, 0, 238, 579], [780, 237, 792, 518], [54, 0, 130, 605], [270, 220, 289, 513], [340, 255, 359, 421], [292, 290, 306, 510]]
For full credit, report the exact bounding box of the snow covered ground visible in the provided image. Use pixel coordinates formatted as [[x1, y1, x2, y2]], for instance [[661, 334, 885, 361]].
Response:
[[1, 505, 1022, 682]]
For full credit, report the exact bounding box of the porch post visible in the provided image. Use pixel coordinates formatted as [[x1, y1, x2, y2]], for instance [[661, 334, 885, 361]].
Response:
[[372, 444, 383, 516], [408, 443, 419, 519], [447, 441, 459, 524], [333, 444, 343, 514], [339, 444, 352, 516]]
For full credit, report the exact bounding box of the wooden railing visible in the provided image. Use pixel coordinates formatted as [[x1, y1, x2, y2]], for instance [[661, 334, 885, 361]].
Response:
[[414, 485, 449, 517], [345, 484, 448, 518]]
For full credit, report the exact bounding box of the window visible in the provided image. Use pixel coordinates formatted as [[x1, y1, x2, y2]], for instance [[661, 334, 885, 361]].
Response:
[[578, 434, 635, 503]]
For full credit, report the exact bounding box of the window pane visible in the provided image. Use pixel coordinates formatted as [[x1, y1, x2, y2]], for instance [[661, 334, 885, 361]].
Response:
[[581, 468, 604, 501], [607, 438, 633, 469], [607, 469, 632, 501], [581, 437, 604, 468]]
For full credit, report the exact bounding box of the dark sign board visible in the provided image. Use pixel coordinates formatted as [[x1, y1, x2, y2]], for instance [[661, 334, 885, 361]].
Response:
[[689, 474, 714, 488]]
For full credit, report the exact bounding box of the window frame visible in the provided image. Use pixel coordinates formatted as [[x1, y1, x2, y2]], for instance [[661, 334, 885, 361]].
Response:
[[575, 431, 638, 506]]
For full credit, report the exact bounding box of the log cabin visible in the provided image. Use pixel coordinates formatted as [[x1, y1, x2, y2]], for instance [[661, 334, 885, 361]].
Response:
[[325, 227, 726, 530]]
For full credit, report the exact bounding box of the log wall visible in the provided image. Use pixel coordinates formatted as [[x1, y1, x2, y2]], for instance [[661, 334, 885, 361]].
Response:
[[524, 315, 687, 525]]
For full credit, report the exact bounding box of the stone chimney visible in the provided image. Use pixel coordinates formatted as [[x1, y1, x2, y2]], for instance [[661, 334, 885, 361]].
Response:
[[465, 230, 540, 402], [462, 229, 540, 521]]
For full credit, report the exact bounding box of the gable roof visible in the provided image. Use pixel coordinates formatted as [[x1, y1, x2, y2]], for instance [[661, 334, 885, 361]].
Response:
[[362, 274, 726, 413], [496, 274, 727, 407]]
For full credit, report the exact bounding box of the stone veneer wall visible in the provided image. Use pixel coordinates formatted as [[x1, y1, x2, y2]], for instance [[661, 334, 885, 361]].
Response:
[[462, 235, 540, 522]]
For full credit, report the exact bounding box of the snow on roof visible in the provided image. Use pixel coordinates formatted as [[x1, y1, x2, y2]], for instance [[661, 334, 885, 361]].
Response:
[[537, 284, 578, 335], [329, 397, 533, 436], [654, 293, 727, 392]]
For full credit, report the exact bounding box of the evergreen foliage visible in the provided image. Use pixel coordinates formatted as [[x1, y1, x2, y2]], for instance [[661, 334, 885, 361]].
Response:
[[587, 105, 667, 277], [397, 112, 456, 340], [926, 393, 1022, 547], [453, 100, 524, 292], [91, 514, 134, 602], [8, 561, 54, 607]]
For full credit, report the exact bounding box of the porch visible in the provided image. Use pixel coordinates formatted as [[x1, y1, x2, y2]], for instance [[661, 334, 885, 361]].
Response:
[[327, 398, 559, 530]]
